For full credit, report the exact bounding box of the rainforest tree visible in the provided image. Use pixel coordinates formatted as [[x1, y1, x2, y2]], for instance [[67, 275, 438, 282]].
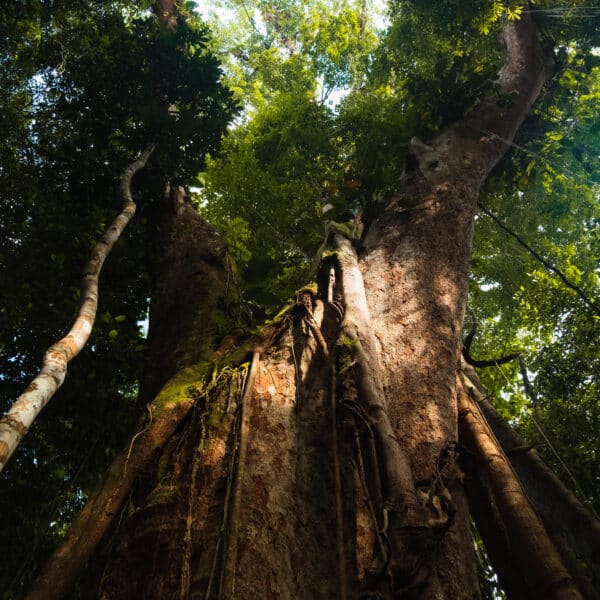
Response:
[[1, 0, 599, 598]]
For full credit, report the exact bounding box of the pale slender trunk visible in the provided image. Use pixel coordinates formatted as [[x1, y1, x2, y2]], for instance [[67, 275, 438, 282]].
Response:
[[0, 146, 155, 472]]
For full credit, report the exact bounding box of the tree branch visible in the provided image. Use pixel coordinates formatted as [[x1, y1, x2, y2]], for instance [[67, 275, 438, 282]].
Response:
[[466, 8, 556, 148], [461, 361, 600, 595], [518, 356, 538, 403], [462, 311, 520, 368], [0, 145, 155, 473], [457, 373, 582, 599]]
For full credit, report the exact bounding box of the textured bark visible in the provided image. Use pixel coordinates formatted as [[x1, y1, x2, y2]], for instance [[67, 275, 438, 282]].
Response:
[[0, 146, 155, 472], [28, 12, 560, 600], [332, 234, 455, 597], [457, 377, 582, 599], [96, 368, 242, 600], [221, 351, 260, 599], [140, 184, 232, 405], [359, 10, 553, 597], [97, 295, 343, 600]]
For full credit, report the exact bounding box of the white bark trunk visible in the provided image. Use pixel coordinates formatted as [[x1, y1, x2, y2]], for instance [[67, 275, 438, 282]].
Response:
[[0, 145, 155, 472]]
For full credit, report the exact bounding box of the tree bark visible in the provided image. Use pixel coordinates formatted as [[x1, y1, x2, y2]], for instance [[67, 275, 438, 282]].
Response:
[[358, 9, 554, 596], [29, 11, 561, 600], [139, 184, 234, 406], [463, 462, 532, 599], [457, 375, 581, 599]]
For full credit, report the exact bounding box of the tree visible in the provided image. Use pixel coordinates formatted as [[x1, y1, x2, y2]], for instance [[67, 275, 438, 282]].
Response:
[[1, 1, 599, 598]]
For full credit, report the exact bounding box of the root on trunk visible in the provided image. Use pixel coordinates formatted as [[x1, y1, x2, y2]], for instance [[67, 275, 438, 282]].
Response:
[[328, 233, 456, 597]]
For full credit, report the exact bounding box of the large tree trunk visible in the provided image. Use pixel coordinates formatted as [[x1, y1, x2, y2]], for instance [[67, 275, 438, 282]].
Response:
[[29, 12, 572, 600]]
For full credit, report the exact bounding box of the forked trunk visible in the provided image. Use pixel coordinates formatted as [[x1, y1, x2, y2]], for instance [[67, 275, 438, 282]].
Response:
[[28, 11, 574, 600]]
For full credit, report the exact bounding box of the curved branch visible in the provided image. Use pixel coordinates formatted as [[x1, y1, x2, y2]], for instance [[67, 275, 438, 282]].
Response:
[[408, 8, 555, 184], [0, 145, 156, 472], [462, 310, 520, 368], [467, 8, 555, 158], [478, 203, 600, 316]]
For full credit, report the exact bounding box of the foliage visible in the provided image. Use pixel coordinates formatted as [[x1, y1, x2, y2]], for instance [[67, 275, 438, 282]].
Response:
[[1, 0, 600, 596], [0, 2, 235, 596], [469, 37, 600, 512], [199, 0, 379, 316]]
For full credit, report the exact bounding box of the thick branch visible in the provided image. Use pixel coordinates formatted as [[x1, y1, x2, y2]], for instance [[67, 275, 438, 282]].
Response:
[[479, 203, 600, 316], [406, 10, 555, 187], [463, 10, 555, 175], [27, 390, 192, 600], [0, 145, 155, 472], [463, 464, 531, 599]]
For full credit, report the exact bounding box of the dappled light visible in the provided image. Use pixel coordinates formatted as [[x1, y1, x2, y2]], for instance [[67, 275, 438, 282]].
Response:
[[1, 1, 599, 598]]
